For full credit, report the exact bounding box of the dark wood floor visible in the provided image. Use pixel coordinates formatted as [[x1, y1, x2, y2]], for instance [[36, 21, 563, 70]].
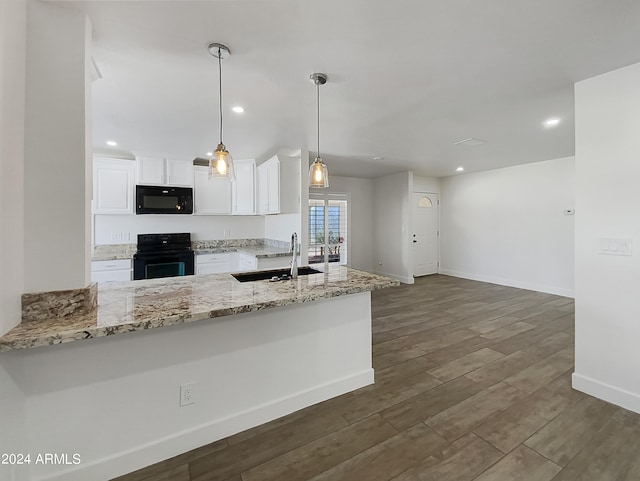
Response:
[[113, 275, 640, 481]]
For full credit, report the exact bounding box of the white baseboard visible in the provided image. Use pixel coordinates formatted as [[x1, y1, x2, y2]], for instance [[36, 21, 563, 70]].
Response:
[[37, 369, 375, 481], [376, 270, 414, 285], [439, 268, 574, 298], [572, 372, 640, 415]]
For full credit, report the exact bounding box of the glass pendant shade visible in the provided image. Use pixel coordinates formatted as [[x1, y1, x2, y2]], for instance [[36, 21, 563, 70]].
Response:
[[207, 43, 234, 182], [309, 156, 329, 188], [309, 73, 330, 188], [209, 143, 235, 180]]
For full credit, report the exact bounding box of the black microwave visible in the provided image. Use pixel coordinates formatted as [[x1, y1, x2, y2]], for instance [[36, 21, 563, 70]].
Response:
[[136, 185, 193, 214]]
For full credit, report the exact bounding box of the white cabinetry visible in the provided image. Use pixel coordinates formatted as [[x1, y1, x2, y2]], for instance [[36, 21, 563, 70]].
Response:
[[196, 252, 235, 275], [238, 252, 258, 271], [166, 159, 194, 186], [257, 256, 293, 270], [236, 253, 293, 272], [91, 259, 132, 283], [232, 159, 256, 215], [137, 157, 193, 186], [257, 154, 300, 215], [136, 157, 164, 185], [193, 166, 231, 215], [93, 158, 135, 214], [257, 156, 280, 214]]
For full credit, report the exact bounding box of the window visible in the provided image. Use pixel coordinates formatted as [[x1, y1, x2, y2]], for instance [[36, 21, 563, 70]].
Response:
[[308, 194, 348, 265]]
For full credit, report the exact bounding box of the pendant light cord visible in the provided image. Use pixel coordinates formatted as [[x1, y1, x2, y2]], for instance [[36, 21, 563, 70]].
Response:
[[218, 47, 223, 145], [316, 81, 320, 158]]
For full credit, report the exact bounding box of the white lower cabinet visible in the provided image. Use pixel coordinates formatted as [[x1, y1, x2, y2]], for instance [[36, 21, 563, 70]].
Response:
[[238, 252, 258, 271], [196, 252, 235, 275], [196, 252, 294, 275], [257, 256, 293, 270], [237, 254, 292, 271], [91, 259, 132, 283]]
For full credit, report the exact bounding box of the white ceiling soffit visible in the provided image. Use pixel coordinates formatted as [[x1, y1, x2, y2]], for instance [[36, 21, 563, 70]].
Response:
[[77, 0, 640, 178]]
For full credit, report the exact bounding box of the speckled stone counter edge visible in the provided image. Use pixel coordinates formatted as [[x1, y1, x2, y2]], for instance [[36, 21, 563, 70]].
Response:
[[92, 238, 291, 260], [2, 268, 400, 352], [21, 283, 98, 323]]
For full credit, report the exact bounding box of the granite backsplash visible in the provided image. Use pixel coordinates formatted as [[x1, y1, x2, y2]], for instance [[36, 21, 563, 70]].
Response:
[[93, 238, 291, 259]]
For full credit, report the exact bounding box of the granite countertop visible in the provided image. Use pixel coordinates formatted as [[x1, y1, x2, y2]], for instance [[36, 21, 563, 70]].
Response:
[[187, 246, 292, 258], [92, 246, 291, 261], [236, 246, 291, 258], [92, 254, 132, 261], [194, 248, 238, 255], [0, 266, 399, 352]]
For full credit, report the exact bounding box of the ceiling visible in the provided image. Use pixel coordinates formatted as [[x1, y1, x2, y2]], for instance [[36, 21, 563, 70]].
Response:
[[76, 0, 640, 178]]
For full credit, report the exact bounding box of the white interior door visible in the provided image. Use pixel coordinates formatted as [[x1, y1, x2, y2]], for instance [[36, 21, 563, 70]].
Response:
[[412, 192, 439, 276]]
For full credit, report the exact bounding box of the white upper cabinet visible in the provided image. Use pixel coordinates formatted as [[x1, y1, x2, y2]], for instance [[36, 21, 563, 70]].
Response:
[[256, 154, 300, 215], [93, 157, 135, 215], [137, 156, 193, 186], [257, 155, 280, 214], [136, 157, 164, 184], [232, 159, 256, 215], [193, 166, 231, 215], [166, 159, 194, 186]]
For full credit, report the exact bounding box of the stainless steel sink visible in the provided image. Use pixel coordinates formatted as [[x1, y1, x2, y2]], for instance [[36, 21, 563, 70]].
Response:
[[232, 266, 321, 283]]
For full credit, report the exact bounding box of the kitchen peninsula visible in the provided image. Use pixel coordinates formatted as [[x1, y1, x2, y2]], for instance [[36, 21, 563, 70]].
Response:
[[0, 266, 398, 481]]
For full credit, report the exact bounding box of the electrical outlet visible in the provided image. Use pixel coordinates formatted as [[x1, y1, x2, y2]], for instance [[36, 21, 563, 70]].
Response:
[[110, 232, 131, 242], [180, 383, 197, 406]]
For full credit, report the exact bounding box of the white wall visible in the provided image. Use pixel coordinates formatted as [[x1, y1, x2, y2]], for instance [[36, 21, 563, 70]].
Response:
[[23, 0, 91, 292], [440, 157, 575, 297], [0, 293, 372, 481], [0, 357, 28, 481], [572, 61, 640, 414], [264, 213, 299, 244], [373, 171, 413, 283], [413, 175, 440, 194], [0, 0, 26, 336], [326, 176, 375, 272], [94, 215, 265, 244], [0, 3, 28, 478]]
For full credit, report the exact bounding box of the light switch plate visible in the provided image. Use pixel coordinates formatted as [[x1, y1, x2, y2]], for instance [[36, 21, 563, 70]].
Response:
[[599, 238, 633, 256]]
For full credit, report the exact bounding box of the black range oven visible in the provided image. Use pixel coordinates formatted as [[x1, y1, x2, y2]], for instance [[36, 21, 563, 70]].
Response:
[[133, 233, 195, 280]]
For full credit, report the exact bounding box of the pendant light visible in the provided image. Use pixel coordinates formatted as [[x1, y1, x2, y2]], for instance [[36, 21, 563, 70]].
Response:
[[208, 42, 234, 180], [309, 73, 329, 188]]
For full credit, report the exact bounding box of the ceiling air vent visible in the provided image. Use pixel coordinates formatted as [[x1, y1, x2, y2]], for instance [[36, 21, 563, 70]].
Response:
[[193, 157, 209, 167], [453, 137, 487, 147]]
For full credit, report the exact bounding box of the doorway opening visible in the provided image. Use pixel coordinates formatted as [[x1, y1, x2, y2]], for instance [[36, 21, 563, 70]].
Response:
[[308, 194, 348, 265]]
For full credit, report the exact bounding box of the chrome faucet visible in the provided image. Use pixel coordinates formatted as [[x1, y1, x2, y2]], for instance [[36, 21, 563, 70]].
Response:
[[290, 232, 298, 279]]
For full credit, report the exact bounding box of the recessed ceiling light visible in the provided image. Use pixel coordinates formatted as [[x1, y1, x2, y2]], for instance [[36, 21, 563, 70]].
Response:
[[106, 140, 117, 146], [232, 106, 244, 113], [544, 118, 560, 127], [206, 152, 213, 157], [454, 138, 487, 147], [373, 156, 384, 161], [456, 167, 464, 172]]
